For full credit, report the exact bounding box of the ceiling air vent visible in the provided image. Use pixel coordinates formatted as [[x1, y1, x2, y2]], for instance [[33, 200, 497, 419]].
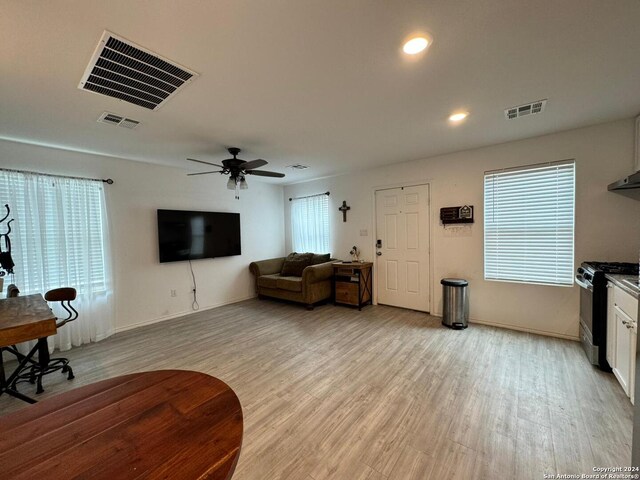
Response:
[[504, 99, 547, 120], [286, 164, 309, 170], [97, 111, 140, 129], [79, 31, 198, 110], [98, 112, 124, 125], [119, 118, 141, 129]]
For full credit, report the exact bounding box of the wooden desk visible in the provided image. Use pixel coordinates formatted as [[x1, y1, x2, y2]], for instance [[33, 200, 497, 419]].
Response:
[[333, 262, 373, 310], [0, 294, 57, 347], [0, 370, 244, 480], [0, 294, 57, 403]]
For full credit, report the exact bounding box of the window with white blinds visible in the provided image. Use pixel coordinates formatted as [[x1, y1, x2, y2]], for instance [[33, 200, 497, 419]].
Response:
[[0, 170, 109, 295], [484, 160, 575, 286], [291, 194, 330, 253]]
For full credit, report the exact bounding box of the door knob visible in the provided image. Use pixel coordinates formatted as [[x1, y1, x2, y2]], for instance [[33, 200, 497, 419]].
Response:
[[376, 251, 382, 256]]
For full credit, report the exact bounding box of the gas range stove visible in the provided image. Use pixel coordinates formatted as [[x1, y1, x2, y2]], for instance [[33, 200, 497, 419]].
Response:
[[582, 261, 639, 275], [576, 260, 639, 371], [578, 261, 639, 286]]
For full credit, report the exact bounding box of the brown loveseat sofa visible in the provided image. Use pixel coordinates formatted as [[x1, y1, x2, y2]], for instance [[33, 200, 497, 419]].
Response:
[[249, 256, 335, 309]]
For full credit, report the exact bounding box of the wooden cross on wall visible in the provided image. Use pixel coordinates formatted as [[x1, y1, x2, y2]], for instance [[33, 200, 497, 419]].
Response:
[[339, 201, 351, 222]]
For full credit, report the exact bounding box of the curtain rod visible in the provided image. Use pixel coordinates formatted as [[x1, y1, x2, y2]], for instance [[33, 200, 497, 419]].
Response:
[[0, 167, 114, 184], [289, 191, 330, 201]]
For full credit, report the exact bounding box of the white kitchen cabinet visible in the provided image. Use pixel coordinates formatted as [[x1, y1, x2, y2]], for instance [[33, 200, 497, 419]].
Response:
[[613, 305, 634, 398], [608, 282, 638, 404], [607, 284, 616, 368]]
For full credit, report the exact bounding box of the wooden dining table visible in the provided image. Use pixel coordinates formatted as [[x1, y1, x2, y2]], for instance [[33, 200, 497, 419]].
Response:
[[0, 293, 57, 403], [0, 370, 244, 480]]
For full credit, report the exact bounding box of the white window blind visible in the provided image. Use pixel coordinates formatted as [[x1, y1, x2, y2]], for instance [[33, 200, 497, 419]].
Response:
[[0, 171, 109, 295], [291, 194, 330, 253], [484, 160, 575, 286]]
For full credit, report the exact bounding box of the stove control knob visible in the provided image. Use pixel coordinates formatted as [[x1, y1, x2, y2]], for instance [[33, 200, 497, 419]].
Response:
[[577, 267, 584, 275], [584, 273, 592, 281]]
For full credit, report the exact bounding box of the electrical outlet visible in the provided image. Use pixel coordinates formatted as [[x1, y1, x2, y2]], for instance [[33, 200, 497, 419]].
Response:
[[360, 229, 368, 236], [170, 289, 177, 297]]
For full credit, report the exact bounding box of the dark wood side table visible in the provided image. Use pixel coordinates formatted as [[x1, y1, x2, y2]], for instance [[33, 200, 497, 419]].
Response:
[[333, 262, 373, 310]]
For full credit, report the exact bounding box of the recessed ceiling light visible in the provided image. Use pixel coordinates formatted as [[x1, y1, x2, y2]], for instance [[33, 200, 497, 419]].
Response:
[[403, 37, 430, 55], [449, 112, 469, 122]]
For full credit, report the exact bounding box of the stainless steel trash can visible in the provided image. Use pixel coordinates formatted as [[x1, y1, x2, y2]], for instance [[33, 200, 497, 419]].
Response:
[[441, 278, 469, 329]]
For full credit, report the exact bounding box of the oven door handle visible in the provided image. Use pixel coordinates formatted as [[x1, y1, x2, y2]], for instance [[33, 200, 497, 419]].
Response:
[[575, 275, 593, 292]]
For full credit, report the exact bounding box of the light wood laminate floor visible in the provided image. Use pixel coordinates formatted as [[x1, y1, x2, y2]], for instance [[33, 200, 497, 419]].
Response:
[[0, 300, 633, 479]]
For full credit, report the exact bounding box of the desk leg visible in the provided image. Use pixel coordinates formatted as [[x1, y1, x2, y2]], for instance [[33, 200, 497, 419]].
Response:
[[35, 338, 50, 394], [0, 349, 6, 389], [0, 346, 37, 404]]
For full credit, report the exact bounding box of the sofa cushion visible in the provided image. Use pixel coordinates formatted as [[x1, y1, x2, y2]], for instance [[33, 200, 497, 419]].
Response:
[[281, 252, 314, 276], [276, 276, 303, 292], [257, 274, 280, 289], [311, 253, 331, 265]]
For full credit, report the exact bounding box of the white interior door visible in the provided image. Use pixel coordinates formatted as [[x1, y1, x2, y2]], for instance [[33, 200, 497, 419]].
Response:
[[375, 184, 430, 312]]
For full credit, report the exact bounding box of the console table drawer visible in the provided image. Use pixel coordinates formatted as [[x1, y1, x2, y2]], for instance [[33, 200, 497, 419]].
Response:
[[335, 283, 359, 304]]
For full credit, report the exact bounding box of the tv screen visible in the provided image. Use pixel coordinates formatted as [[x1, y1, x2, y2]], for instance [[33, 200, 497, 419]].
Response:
[[157, 209, 241, 263]]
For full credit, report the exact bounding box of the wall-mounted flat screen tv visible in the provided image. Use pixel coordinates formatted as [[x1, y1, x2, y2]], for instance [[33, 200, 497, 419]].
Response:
[[157, 209, 241, 263]]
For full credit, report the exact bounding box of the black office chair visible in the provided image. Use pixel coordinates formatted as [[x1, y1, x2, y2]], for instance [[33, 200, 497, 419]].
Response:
[[12, 287, 78, 394]]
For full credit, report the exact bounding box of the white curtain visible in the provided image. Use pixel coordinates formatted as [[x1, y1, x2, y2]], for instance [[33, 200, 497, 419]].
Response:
[[0, 170, 115, 352], [291, 194, 330, 253]]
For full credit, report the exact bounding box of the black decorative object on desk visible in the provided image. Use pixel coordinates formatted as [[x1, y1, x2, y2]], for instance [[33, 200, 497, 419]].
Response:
[[0, 204, 15, 276]]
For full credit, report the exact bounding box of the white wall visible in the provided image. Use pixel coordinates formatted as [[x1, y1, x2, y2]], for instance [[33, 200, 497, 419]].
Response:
[[284, 119, 640, 340], [0, 139, 285, 332]]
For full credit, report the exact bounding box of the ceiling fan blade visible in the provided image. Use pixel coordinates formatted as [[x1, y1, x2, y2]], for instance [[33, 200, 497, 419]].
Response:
[[245, 170, 285, 178], [187, 158, 224, 168], [187, 171, 224, 176], [240, 159, 268, 170]]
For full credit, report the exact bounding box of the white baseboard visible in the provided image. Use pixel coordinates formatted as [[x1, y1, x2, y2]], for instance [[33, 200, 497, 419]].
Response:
[[430, 312, 579, 341], [114, 294, 256, 334]]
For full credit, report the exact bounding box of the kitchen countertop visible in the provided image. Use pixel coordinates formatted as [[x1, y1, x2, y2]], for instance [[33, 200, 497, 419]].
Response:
[[606, 273, 640, 300]]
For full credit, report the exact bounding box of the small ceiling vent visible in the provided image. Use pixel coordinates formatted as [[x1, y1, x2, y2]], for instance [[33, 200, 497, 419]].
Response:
[[286, 164, 309, 170], [119, 118, 141, 129], [79, 31, 198, 110], [505, 99, 547, 120], [97, 111, 140, 129]]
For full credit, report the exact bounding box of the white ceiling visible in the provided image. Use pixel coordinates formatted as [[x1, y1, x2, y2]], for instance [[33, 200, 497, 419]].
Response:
[[1, 1, 639, 184]]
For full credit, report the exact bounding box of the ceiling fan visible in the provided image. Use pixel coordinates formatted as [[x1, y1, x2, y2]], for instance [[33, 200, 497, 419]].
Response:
[[187, 147, 285, 199]]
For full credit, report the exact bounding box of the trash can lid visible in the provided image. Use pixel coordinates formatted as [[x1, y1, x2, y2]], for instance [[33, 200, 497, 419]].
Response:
[[441, 278, 468, 287]]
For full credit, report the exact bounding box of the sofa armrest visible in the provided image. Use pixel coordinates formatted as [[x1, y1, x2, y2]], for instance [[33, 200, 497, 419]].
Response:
[[249, 257, 285, 277], [302, 261, 335, 285]]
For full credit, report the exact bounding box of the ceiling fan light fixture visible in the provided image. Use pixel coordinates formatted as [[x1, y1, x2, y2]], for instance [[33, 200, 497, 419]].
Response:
[[186, 147, 284, 199]]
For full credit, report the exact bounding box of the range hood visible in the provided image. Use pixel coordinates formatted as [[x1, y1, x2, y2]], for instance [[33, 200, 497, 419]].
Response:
[[608, 170, 640, 191]]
